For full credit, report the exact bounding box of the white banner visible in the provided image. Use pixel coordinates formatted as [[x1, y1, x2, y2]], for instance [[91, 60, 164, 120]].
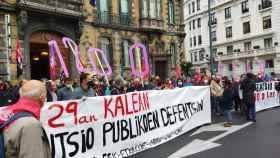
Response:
[[41, 87, 211, 158], [255, 81, 280, 112]]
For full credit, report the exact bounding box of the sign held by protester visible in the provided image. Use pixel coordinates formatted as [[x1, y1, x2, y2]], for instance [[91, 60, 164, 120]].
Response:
[[41, 87, 211, 158], [255, 81, 280, 112]]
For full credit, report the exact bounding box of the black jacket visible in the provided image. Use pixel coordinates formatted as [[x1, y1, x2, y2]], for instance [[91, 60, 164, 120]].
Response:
[[241, 79, 256, 105]]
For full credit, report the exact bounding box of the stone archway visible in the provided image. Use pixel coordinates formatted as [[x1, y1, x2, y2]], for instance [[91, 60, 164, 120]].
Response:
[[28, 32, 70, 80]]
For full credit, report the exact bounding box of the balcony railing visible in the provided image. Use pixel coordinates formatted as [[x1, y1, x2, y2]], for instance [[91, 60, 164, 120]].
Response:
[[259, 0, 272, 10], [18, 0, 83, 17], [93, 11, 136, 28], [139, 17, 164, 33], [216, 47, 277, 61]]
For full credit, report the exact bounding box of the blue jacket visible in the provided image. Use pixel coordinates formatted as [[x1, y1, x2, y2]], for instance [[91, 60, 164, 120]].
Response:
[[57, 87, 74, 101]]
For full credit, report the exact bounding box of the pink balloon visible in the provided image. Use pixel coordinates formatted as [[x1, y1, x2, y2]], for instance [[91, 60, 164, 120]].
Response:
[[87, 47, 112, 76], [62, 37, 87, 73], [48, 40, 69, 78], [129, 43, 149, 78]]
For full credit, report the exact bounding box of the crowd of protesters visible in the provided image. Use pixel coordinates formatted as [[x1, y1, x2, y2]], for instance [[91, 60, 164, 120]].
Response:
[[0, 72, 279, 127], [1, 71, 280, 158]]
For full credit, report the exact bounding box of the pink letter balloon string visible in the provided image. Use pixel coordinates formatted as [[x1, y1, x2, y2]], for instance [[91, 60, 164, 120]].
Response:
[[62, 37, 87, 73], [129, 43, 149, 78], [48, 40, 70, 78]]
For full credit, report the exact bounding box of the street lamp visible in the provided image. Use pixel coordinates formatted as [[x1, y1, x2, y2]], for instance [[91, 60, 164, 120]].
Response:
[[208, 0, 215, 75]]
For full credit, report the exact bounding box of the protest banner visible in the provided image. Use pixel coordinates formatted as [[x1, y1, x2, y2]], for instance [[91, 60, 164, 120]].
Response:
[[41, 87, 211, 158], [255, 81, 280, 112]]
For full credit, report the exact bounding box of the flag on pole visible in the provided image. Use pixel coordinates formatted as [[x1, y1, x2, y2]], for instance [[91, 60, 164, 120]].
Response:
[[90, 0, 96, 6], [49, 43, 57, 79], [175, 64, 182, 79], [16, 39, 23, 78]]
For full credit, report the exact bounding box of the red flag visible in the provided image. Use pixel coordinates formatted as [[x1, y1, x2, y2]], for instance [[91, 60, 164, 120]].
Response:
[[16, 39, 23, 77], [175, 64, 182, 79]]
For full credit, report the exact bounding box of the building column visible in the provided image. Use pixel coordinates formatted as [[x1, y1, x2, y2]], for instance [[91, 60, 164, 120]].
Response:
[[113, 32, 121, 79]]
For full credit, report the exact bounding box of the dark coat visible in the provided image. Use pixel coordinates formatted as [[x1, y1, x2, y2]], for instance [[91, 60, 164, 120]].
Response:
[[241, 78, 256, 105], [222, 87, 234, 110]]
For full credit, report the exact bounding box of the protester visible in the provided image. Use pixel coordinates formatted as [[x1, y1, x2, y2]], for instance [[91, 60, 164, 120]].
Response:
[[221, 80, 234, 127], [46, 80, 58, 102], [73, 73, 96, 99], [1, 80, 51, 158], [57, 77, 74, 101], [240, 73, 257, 122], [0, 79, 8, 107]]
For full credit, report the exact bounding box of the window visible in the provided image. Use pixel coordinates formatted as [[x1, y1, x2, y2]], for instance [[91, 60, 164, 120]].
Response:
[[170, 43, 177, 65], [156, 42, 162, 54], [197, 0, 200, 11], [119, 0, 130, 25], [212, 48, 217, 57], [261, 0, 272, 10], [194, 36, 197, 46], [190, 53, 193, 62], [264, 38, 273, 48], [228, 64, 233, 71], [211, 31, 217, 41], [199, 50, 204, 61], [97, 0, 110, 23], [142, 0, 148, 17], [193, 20, 196, 29], [241, 0, 249, 13], [227, 45, 233, 55], [197, 18, 201, 28], [194, 52, 198, 62], [244, 42, 252, 51], [192, 1, 195, 13], [198, 35, 202, 45], [189, 22, 192, 30], [263, 16, 272, 30], [190, 37, 192, 47], [100, 37, 113, 65], [210, 13, 216, 25], [188, 4, 191, 15], [226, 26, 232, 38], [243, 21, 250, 34], [168, 0, 175, 24], [121, 40, 130, 67], [265, 60, 274, 68], [142, 0, 161, 18], [225, 7, 231, 19]]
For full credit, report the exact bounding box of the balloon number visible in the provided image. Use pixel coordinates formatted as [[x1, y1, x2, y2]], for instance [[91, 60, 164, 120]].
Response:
[[87, 48, 112, 77], [129, 43, 149, 78], [48, 40, 70, 78], [62, 37, 86, 73]]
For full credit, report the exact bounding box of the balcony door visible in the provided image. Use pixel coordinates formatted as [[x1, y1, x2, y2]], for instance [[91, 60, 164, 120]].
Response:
[[119, 0, 131, 25], [97, 0, 110, 24]]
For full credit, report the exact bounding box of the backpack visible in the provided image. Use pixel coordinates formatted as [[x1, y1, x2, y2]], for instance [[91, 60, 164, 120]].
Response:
[[0, 112, 34, 158]]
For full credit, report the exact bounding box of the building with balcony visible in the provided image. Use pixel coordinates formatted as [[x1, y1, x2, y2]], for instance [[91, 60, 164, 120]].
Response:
[[0, 0, 83, 80], [184, 0, 280, 79], [0, 0, 185, 80], [81, 0, 186, 80]]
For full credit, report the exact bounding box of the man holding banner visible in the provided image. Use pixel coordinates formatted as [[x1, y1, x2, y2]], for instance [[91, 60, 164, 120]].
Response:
[[1, 80, 51, 158]]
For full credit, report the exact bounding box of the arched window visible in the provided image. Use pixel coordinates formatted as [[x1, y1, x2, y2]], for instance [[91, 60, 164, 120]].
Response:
[[168, 0, 175, 24]]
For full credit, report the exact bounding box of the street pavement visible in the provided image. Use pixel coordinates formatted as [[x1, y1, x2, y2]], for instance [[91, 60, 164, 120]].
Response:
[[129, 107, 280, 158]]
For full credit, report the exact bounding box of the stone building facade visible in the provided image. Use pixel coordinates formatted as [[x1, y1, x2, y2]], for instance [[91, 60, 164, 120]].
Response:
[[0, 0, 185, 80]]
